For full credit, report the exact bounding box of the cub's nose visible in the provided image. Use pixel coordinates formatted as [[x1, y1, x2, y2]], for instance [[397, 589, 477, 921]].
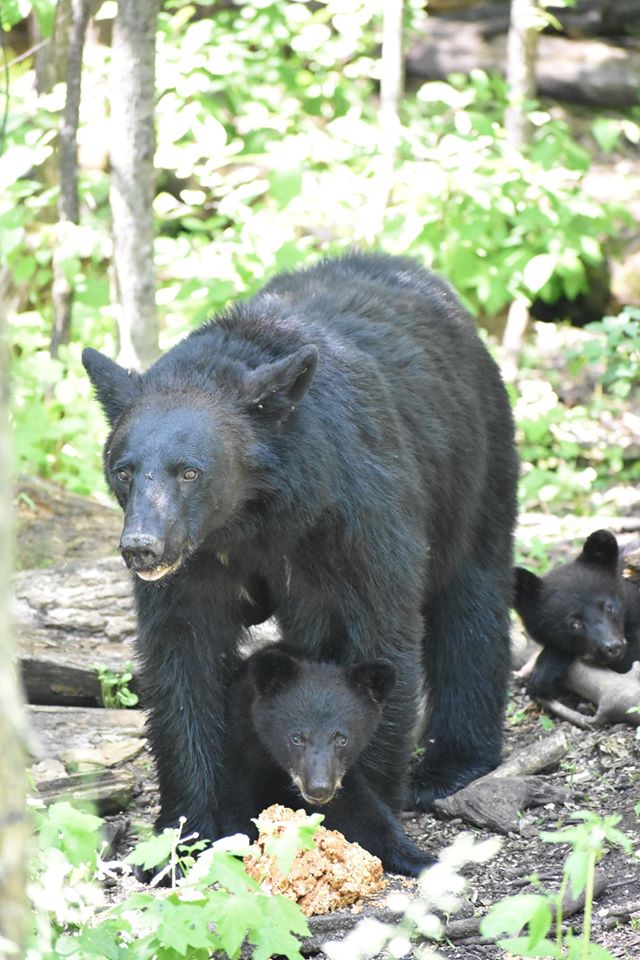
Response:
[[303, 783, 335, 805], [120, 532, 165, 569]]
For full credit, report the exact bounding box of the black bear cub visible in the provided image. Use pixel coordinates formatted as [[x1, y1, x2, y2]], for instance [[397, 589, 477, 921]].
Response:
[[515, 529, 640, 699], [220, 645, 433, 878]]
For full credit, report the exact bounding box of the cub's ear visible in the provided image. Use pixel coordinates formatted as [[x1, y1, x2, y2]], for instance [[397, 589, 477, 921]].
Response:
[[243, 345, 318, 420], [82, 348, 142, 427], [578, 529, 618, 571], [514, 567, 543, 613], [347, 659, 397, 704], [248, 646, 300, 697]]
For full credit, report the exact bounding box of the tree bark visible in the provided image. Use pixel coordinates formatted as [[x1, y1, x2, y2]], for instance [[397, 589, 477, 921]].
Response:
[[110, 0, 159, 370], [505, 0, 539, 149], [51, 0, 91, 357], [0, 281, 29, 955], [360, 0, 404, 244]]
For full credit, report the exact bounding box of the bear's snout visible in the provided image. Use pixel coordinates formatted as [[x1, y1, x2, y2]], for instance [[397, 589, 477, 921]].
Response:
[[120, 531, 165, 570]]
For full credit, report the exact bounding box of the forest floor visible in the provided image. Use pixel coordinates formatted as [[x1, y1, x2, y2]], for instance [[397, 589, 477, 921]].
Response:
[[16, 472, 640, 960]]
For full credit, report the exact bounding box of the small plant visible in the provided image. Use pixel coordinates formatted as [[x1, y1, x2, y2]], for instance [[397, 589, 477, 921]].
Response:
[[95, 662, 139, 708], [29, 802, 318, 960], [568, 308, 640, 401], [481, 810, 633, 958]]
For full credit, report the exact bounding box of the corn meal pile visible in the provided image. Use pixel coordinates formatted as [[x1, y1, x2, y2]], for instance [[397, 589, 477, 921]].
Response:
[[243, 804, 387, 916]]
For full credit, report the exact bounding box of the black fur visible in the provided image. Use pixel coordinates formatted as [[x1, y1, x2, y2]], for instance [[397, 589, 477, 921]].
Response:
[[515, 529, 640, 699], [82, 252, 518, 839], [220, 646, 432, 877]]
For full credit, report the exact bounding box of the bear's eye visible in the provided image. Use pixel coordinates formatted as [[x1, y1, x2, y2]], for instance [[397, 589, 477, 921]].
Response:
[[334, 734, 348, 747], [181, 468, 199, 482], [289, 734, 304, 747], [116, 469, 131, 484], [569, 617, 583, 631], [603, 601, 615, 615]]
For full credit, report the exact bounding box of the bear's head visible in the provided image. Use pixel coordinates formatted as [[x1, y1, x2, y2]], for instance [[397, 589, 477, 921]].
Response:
[[247, 647, 396, 806], [515, 529, 628, 665], [82, 345, 318, 581]]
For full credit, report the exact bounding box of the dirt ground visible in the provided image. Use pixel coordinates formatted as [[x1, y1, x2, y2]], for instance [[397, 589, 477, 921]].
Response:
[[17, 477, 640, 958]]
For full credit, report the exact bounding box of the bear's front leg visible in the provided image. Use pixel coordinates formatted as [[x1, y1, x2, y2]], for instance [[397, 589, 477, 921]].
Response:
[[134, 570, 243, 844]]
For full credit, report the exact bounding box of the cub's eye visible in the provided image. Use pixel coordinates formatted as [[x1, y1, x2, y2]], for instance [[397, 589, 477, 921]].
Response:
[[334, 734, 348, 747], [569, 618, 583, 632], [181, 468, 199, 482], [116, 469, 131, 484], [604, 601, 615, 615], [289, 734, 304, 747]]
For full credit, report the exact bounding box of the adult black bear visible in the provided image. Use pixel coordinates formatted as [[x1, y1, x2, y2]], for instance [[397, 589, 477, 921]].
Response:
[[83, 253, 518, 845], [515, 529, 640, 699], [220, 645, 433, 877]]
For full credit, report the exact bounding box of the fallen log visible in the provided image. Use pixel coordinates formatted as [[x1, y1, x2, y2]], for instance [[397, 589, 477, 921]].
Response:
[[407, 19, 640, 106], [514, 639, 640, 729], [14, 557, 137, 706], [28, 706, 147, 813]]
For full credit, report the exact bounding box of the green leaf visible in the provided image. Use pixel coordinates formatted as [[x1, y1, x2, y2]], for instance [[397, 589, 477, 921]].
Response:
[[126, 828, 180, 870], [268, 167, 302, 208], [496, 936, 563, 958], [591, 118, 620, 155], [523, 254, 557, 294], [208, 851, 262, 894], [480, 893, 552, 942]]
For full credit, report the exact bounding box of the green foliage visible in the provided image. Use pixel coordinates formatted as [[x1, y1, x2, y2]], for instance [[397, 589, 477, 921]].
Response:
[[95, 662, 139, 709], [568, 308, 640, 400], [2, 0, 636, 509], [29, 803, 313, 960], [480, 811, 633, 958]]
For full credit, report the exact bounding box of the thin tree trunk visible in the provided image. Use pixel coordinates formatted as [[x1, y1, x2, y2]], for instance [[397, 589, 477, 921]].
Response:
[[360, 0, 404, 244], [505, 0, 539, 152], [110, 0, 159, 370], [51, 0, 91, 357], [502, 0, 540, 376], [0, 299, 29, 956]]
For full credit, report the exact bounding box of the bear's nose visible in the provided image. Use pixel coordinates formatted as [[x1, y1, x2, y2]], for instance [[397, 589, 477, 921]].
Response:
[[303, 782, 335, 805], [120, 532, 165, 569]]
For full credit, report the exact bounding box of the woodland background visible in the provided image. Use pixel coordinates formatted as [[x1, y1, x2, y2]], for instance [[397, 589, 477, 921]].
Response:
[[0, 1, 639, 957]]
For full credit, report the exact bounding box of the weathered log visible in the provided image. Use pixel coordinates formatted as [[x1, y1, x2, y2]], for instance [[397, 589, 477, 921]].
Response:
[[28, 706, 147, 813], [431, 730, 570, 832], [514, 639, 640, 728], [34, 769, 137, 815], [407, 19, 640, 106], [427, 0, 640, 39], [14, 557, 137, 706], [14, 475, 122, 572]]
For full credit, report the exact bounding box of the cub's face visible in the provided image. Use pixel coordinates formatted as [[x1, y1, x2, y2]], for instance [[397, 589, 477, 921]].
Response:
[[547, 582, 627, 665], [106, 400, 250, 580], [249, 651, 396, 806], [515, 529, 628, 666]]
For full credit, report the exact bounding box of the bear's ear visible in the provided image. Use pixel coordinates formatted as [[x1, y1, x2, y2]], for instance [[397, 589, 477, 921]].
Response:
[[578, 529, 618, 571], [514, 567, 543, 613], [82, 348, 142, 427], [347, 659, 397, 704], [243, 345, 318, 420], [249, 646, 300, 697]]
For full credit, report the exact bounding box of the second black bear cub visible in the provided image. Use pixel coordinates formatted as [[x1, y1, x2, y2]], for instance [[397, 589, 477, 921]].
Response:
[[220, 645, 433, 878], [515, 529, 640, 699]]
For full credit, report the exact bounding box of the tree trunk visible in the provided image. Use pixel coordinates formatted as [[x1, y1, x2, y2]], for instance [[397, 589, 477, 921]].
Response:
[[0, 294, 29, 955], [51, 0, 91, 357], [501, 0, 540, 371], [110, 0, 159, 371], [360, 0, 404, 244], [505, 0, 540, 149]]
